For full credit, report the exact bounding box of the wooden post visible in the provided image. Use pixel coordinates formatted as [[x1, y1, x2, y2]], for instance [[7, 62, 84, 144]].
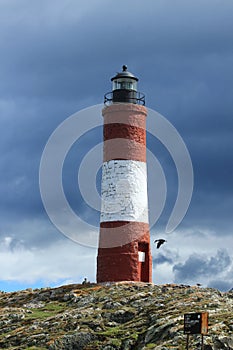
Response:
[[201, 334, 204, 350], [186, 334, 189, 350]]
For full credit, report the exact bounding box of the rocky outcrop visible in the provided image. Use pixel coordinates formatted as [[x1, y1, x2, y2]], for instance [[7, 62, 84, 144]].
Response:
[[49, 332, 97, 350], [0, 283, 232, 349]]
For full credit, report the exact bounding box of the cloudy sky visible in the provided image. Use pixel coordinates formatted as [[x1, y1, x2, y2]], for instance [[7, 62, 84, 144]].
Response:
[[0, 0, 233, 292]]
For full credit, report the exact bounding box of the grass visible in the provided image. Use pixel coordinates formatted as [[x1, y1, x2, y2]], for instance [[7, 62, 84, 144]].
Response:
[[109, 338, 122, 347], [97, 325, 123, 337], [25, 302, 67, 320]]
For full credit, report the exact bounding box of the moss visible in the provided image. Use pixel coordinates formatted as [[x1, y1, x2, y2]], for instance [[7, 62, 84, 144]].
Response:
[[25, 302, 67, 320], [109, 338, 122, 346], [130, 332, 139, 340], [97, 325, 122, 337]]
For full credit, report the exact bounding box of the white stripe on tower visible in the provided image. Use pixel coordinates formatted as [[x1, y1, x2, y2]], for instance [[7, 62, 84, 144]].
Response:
[[100, 159, 148, 223]]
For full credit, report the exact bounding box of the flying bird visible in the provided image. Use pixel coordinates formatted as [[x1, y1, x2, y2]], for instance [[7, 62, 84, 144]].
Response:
[[154, 239, 167, 249]]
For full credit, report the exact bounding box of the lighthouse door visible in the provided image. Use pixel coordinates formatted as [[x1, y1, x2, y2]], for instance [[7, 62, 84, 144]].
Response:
[[138, 243, 149, 282]]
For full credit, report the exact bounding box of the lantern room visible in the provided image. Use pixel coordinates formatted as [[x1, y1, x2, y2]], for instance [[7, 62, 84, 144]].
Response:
[[104, 65, 145, 105], [112, 65, 138, 92]]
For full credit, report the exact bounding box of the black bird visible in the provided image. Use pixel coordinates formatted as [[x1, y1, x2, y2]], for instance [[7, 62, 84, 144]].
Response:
[[154, 239, 167, 249]]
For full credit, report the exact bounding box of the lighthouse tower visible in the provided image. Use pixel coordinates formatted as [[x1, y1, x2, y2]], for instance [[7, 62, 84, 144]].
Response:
[[97, 65, 152, 283]]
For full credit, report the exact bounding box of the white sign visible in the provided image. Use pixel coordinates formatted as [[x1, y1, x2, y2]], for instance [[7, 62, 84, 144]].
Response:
[[138, 251, 145, 262]]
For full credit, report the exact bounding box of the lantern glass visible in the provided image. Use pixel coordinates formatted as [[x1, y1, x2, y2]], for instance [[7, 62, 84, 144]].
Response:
[[112, 78, 137, 91]]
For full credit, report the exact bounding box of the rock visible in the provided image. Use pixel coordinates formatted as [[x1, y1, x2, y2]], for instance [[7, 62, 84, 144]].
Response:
[[103, 301, 122, 309], [50, 288, 64, 300], [145, 321, 175, 344], [26, 333, 49, 346], [204, 345, 213, 350], [24, 300, 45, 308], [9, 312, 25, 321], [110, 309, 135, 323], [38, 290, 51, 301], [49, 332, 96, 350], [122, 338, 134, 349], [63, 292, 78, 302], [213, 338, 227, 349], [213, 336, 233, 350], [76, 295, 96, 306]]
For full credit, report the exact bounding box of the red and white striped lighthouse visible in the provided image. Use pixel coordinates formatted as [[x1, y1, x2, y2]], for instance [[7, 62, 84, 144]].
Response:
[[97, 65, 152, 283]]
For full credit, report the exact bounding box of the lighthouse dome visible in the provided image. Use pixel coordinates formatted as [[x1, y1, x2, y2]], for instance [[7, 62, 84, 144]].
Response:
[[111, 65, 138, 82]]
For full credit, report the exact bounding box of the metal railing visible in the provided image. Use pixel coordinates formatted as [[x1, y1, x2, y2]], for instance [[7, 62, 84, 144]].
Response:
[[104, 91, 145, 106]]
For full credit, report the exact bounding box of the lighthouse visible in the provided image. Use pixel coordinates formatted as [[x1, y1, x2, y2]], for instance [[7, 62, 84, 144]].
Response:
[[97, 65, 152, 283]]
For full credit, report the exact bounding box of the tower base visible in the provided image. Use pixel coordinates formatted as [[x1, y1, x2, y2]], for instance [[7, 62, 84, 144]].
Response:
[[97, 221, 152, 283]]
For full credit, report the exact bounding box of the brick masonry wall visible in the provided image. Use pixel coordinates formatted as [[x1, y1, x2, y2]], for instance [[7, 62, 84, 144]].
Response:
[[104, 123, 146, 145], [97, 223, 151, 282]]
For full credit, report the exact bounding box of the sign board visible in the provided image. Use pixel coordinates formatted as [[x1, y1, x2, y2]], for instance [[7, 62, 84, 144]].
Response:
[[184, 312, 208, 335]]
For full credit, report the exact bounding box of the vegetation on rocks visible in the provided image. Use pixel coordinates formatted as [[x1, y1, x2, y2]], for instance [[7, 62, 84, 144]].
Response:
[[0, 282, 232, 349]]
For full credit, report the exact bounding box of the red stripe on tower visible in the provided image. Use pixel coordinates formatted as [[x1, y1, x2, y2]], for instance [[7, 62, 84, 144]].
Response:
[[97, 65, 152, 283]]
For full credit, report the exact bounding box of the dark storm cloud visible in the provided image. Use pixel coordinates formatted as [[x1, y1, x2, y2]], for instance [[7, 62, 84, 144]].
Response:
[[0, 2, 106, 102], [1, 0, 232, 101], [153, 253, 173, 265], [173, 249, 232, 282], [0, 0, 233, 250]]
